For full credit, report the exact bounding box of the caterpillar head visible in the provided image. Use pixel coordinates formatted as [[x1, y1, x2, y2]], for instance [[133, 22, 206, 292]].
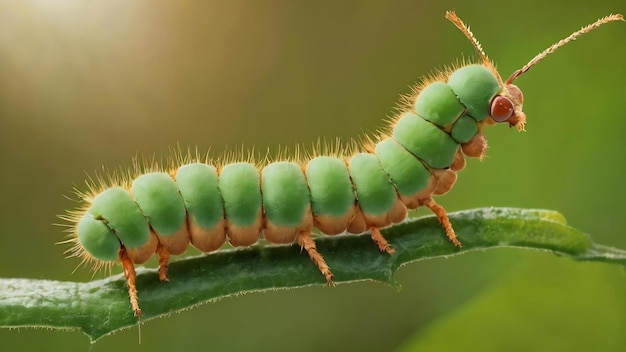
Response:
[[446, 11, 623, 133]]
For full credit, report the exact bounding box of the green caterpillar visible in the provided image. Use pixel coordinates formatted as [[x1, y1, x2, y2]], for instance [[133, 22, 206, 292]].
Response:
[[63, 11, 623, 316]]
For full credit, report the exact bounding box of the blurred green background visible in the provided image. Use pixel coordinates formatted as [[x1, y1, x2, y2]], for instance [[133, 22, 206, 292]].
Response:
[[1, 1, 625, 351]]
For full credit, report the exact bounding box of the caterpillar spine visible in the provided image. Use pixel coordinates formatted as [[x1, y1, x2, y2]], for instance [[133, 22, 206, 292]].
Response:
[[61, 11, 624, 316]]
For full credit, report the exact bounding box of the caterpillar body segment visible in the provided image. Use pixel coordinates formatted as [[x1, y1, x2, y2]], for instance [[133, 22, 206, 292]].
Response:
[[219, 162, 263, 247], [305, 156, 356, 235], [392, 111, 461, 168], [451, 115, 479, 143], [413, 81, 465, 126], [76, 213, 120, 262], [132, 173, 189, 257], [262, 161, 313, 244], [447, 65, 501, 121], [64, 11, 624, 316], [175, 163, 226, 253], [374, 138, 431, 200]]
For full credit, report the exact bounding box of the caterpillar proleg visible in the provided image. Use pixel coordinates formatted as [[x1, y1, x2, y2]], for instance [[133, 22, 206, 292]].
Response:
[[61, 11, 624, 316]]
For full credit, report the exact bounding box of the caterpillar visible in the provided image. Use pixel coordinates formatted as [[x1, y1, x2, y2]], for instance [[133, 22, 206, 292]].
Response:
[[61, 11, 623, 316]]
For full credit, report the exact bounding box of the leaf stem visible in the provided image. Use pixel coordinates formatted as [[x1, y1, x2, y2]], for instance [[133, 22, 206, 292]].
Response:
[[1, 207, 624, 342]]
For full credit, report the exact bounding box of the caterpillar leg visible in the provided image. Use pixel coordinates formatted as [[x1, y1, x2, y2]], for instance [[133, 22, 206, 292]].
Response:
[[119, 247, 142, 316], [421, 197, 462, 247], [156, 243, 170, 282], [370, 227, 395, 254], [297, 231, 334, 285]]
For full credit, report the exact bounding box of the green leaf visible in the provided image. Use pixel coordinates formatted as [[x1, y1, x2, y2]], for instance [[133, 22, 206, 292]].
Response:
[[1, 207, 625, 342]]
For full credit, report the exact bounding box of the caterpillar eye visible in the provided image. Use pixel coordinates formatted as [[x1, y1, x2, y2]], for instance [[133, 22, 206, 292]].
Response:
[[490, 95, 514, 122]]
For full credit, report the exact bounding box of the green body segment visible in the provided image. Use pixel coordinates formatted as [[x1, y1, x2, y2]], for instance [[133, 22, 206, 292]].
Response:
[[76, 213, 121, 261], [450, 114, 478, 143], [261, 162, 310, 227], [374, 138, 431, 196], [88, 187, 150, 249], [131, 172, 187, 237], [447, 64, 501, 121], [348, 153, 397, 216], [218, 162, 262, 227], [305, 156, 355, 217], [414, 81, 465, 127], [176, 163, 223, 229], [392, 112, 459, 169]]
